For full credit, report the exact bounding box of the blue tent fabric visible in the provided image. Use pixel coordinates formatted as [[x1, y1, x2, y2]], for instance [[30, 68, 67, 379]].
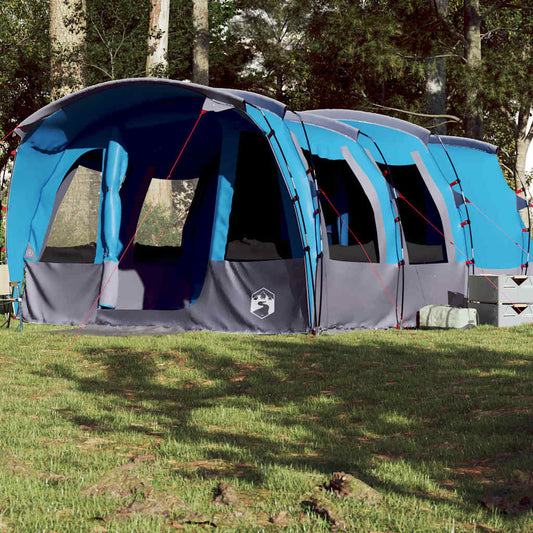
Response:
[[7, 80, 532, 333], [428, 137, 529, 269]]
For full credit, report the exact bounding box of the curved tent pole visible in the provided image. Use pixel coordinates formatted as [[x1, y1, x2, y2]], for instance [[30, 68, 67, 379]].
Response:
[[499, 148, 531, 274], [292, 111, 325, 332], [357, 131, 406, 328], [433, 134, 476, 275], [247, 104, 318, 332]]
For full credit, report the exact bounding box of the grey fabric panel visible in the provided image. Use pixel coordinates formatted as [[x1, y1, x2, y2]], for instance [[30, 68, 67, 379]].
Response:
[[429, 135, 498, 155], [403, 262, 468, 319], [410, 151, 456, 263], [286, 111, 360, 142], [24, 243, 37, 261], [218, 89, 287, 118], [363, 148, 382, 173], [289, 130, 311, 170], [321, 260, 400, 330], [341, 146, 387, 262], [308, 110, 431, 146], [99, 260, 119, 308], [22, 261, 102, 326], [115, 262, 191, 310], [97, 259, 310, 333], [50, 325, 187, 336], [114, 269, 146, 309]]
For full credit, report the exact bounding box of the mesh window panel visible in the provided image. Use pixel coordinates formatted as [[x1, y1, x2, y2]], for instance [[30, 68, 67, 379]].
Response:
[[133, 178, 199, 260], [41, 152, 103, 263]]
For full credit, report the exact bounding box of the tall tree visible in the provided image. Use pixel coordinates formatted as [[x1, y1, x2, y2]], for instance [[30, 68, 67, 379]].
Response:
[[146, 0, 170, 76], [192, 0, 209, 84], [426, 0, 450, 134], [50, 0, 87, 99], [463, 0, 483, 138]]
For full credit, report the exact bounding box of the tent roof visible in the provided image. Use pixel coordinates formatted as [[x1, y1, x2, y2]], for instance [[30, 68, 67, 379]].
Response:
[[308, 109, 431, 146], [286, 110, 360, 142], [220, 88, 287, 118], [16, 78, 251, 138], [429, 134, 498, 155]]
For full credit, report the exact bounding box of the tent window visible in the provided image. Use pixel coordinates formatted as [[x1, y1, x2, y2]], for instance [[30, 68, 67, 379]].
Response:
[[380, 163, 447, 264], [312, 154, 379, 262], [40, 150, 103, 263], [133, 177, 198, 262], [225, 131, 297, 261]]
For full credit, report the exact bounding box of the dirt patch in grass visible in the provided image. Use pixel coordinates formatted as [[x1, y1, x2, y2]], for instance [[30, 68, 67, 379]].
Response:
[[103, 493, 192, 523], [171, 458, 261, 481], [0, 450, 70, 483], [82, 462, 150, 499]]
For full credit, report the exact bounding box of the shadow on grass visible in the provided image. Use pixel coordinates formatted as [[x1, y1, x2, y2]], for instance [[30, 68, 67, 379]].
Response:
[[45, 331, 533, 512]]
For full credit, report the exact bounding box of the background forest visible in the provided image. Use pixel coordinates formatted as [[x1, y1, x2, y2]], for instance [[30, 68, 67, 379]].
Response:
[[1, 0, 532, 188]]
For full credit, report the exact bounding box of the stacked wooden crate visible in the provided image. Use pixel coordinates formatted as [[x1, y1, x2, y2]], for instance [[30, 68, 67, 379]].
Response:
[[468, 275, 533, 327]]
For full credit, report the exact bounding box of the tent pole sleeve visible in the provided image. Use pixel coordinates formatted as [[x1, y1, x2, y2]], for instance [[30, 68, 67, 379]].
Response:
[[209, 126, 240, 261], [102, 132, 128, 262]]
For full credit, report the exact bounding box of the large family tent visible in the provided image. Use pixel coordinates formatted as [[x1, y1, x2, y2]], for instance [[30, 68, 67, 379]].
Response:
[[7, 79, 531, 333]]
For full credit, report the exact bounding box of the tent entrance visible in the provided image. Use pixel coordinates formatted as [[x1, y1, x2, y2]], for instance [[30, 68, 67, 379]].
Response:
[[115, 154, 219, 311]]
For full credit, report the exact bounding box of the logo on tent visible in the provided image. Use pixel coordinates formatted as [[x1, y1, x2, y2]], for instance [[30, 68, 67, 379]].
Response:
[[250, 288, 275, 319]]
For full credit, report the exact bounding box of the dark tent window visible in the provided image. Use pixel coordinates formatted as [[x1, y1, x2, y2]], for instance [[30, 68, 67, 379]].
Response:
[[379, 163, 447, 264], [311, 154, 379, 263], [225, 132, 297, 261], [40, 150, 103, 263]]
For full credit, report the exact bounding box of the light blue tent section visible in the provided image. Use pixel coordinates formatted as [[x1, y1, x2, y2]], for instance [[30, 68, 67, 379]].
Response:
[[285, 113, 401, 265], [429, 136, 529, 270]]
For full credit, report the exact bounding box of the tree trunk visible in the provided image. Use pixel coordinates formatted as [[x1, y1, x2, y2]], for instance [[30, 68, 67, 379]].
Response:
[[425, 57, 448, 134], [146, 0, 170, 76], [50, 0, 86, 100], [426, 0, 448, 135], [516, 103, 533, 186], [464, 0, 483, 139], [192, 0, 209, 85]]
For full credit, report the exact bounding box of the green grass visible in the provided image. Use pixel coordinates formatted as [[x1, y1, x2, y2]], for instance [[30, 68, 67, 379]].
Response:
[[0, 324, 532, 532]]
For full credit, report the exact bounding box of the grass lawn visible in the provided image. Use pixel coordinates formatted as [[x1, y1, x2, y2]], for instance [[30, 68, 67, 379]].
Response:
[[0, 323, 531, 532]]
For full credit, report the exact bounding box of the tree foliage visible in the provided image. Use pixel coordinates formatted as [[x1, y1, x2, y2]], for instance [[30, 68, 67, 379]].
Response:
[[0, 0, 49, 178], [1, 0, 532, 181]]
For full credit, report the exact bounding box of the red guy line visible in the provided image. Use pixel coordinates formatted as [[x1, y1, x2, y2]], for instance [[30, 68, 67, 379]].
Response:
[[319, 187, 421, 350], [1, 127, 17, 145], [66, 109, 207, 354], [465, 198, 532, 261]]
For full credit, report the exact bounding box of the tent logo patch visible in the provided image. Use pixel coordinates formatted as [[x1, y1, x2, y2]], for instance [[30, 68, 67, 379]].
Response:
[[250, 288, 275, 319]]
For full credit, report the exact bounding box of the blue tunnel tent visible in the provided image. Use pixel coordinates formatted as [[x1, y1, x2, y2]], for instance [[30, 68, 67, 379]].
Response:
[[7, 80, 532, 333], [8, 79, 320, 332]]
